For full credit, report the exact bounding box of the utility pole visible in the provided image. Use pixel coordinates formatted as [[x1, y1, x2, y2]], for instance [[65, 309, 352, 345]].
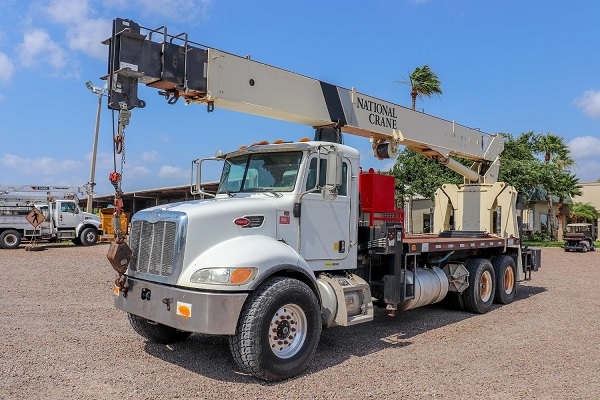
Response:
[[85, 81, 107, 213]]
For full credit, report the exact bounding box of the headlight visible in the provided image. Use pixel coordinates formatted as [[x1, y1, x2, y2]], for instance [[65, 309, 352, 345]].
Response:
[[190, 267, 257, 285]]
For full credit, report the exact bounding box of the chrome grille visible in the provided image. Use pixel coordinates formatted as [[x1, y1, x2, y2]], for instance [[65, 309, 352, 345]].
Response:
[[130, 220, 177, 277]]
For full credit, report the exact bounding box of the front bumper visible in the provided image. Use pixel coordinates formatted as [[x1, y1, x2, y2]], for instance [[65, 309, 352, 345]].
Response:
[[115, 276, 248, 335]]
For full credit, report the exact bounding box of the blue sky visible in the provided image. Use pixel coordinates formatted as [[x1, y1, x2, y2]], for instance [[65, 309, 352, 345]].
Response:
[[1, 0, 599, 198]]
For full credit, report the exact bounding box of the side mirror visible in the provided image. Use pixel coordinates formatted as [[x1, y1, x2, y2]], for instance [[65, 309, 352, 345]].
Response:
[[191, 157, 222, 197], [322, 148, 342, 201]]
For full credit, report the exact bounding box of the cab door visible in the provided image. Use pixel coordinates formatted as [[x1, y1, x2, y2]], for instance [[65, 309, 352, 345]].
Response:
[[55, 201, 80, 228], [299, 156, 351, 265]]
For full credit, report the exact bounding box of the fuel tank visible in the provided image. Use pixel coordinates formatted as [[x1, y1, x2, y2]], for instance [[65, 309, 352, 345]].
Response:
[[398, 266, 449, 311]]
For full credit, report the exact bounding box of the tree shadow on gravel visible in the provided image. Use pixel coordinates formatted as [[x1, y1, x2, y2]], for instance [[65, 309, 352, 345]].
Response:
[[143, 283, 547, 384]]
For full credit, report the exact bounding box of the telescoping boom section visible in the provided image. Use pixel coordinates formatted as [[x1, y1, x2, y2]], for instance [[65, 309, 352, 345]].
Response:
[[105, 18, 502, 184]]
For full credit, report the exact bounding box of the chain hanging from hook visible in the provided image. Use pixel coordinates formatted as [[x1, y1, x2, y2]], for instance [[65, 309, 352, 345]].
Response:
[[107, 102, 133, 296]]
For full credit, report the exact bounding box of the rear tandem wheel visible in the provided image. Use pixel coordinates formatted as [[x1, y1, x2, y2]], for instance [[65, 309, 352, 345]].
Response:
[[463, 258, 496, 314]]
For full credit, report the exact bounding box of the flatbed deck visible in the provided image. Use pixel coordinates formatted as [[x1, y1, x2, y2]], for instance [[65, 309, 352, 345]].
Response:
[[402, 233, 519, 254]]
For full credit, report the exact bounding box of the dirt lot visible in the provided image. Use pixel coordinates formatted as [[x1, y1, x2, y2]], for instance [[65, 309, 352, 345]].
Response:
[[1, 244, 599, 399]]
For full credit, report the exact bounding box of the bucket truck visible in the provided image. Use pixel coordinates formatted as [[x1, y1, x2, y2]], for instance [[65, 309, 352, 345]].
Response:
[[104, 18, 541, 381], [0, 185, 102, 248]]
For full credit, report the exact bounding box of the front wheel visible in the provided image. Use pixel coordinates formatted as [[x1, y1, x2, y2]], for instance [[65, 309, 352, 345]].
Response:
[[79, 227, 98, 246], [229, 277, 322, 381], [128, 314, 192, 344], [0, 229, 21, 249], [581, 243, 589, 253], [463, 258, 496, 314]]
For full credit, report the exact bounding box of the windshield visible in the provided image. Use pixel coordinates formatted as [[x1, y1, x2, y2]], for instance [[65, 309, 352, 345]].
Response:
[[217, 151, 303, 193]]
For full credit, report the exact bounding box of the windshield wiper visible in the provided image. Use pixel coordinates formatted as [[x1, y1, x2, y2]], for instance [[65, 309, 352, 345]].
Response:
[[242, 187, 273, 192]]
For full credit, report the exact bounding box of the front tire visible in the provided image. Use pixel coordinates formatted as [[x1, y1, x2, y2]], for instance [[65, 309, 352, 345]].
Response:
[[79, 227, 98, 246], [229, 277, 322, 381], [128, 314, 192, 344], [493, 255, 516, 305], [581, 243, 589, 253], [0, 230, 21, 249], [463, 258, 496, 314]]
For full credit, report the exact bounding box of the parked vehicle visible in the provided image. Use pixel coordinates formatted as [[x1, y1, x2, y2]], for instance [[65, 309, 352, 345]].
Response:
[[0, 185, 102, 249], [564, 223, 596, 253]]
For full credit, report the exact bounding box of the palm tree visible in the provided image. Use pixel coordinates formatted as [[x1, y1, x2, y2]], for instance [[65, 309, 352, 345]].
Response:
[[531, 132, 575, 240], [570, 202, 600, 223], [398, 65, 442, 110]]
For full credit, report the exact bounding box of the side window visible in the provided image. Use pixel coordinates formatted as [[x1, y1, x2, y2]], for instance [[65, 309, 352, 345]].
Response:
[[305, 158, 348, 196], [306, 158, 326, 191], [61, 202, 75, 213], [339, 162, 348, 196]]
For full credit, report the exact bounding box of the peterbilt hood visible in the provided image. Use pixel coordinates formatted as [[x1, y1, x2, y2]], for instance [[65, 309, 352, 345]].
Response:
[[129, 196, 280, 281]]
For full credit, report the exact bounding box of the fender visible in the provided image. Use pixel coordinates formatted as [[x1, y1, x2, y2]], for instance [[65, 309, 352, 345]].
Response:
[[178, 235, 318, 291], [75, 220, 102, 236]]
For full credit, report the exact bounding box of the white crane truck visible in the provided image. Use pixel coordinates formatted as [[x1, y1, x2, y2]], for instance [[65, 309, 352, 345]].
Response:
[[104, 18, 541, 381], [0, 185, 102, 248]]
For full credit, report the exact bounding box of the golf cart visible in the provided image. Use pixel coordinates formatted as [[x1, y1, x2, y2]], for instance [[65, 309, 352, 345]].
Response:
[[564, 223, 596, 253]]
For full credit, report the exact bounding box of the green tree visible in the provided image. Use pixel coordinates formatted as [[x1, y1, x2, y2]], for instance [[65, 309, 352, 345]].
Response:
[[388, 148, 467, 232], [497, 132, 544, 194], [569, 202, 600, 223], [398, 65, 442, 110], [530, 132, 577, 239]]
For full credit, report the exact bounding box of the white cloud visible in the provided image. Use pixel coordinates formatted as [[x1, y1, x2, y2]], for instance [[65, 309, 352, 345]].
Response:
[[44, 0, 111, 60], [1, 153, 81, 175], [569, 135, 600, 160], [126, 165, 151, 178], [141, 151, 159, 162], [0, 52, 15, 84], [17, 29, 66, 70], [571, 159, 600, 183], [575, 90, 600, 118], [158, 165, 187, 179], [45, 0, 88, 24], [133, 0, 212, 22], [65, 17, 111, 59]]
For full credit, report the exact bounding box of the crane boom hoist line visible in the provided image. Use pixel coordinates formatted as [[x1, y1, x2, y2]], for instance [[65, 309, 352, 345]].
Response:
[[103, 18, 503, 185]]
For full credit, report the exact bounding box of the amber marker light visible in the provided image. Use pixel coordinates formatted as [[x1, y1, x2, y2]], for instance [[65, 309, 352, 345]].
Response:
[[299, 137, 311, 142], [230, 268, 255, 284], [113, 286, 120, 295], [176, 302, 192, 318]]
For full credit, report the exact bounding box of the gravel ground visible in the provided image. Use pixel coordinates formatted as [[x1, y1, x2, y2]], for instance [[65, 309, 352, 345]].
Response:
[[1, 243, 599, 399]]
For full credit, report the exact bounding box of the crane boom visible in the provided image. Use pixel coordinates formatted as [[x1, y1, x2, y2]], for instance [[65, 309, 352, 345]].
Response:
[[104, 18, 502, 182]]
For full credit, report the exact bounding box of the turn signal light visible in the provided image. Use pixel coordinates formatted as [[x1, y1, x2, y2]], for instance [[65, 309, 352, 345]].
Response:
[[231, 268, 254, 284]]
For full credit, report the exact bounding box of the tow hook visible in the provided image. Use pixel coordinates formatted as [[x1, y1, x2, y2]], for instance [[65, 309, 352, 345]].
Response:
[[141, 288, 151, 300], [162, 298, 172, 311]]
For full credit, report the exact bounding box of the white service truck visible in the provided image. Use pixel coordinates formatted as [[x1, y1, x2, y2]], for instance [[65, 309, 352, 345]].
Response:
[[104, 18, 541, 381], [0, 185, 102, 249]]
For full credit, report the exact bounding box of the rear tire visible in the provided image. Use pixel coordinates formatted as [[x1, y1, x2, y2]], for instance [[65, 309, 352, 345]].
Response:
[[493, 255, 516, 304], [127, 314, 192, 344], [229, 277, 322, 381], [0, 230, 21, 249], [463, 258, 496, 314]]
